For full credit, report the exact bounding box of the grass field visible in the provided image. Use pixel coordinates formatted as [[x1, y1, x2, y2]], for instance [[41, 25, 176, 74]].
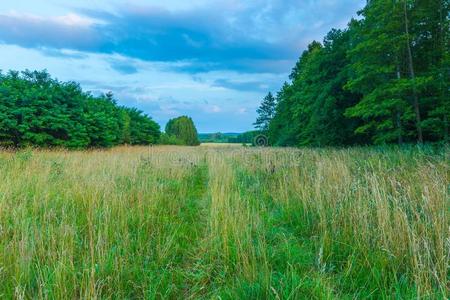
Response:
[[0, 145, 448, 299]]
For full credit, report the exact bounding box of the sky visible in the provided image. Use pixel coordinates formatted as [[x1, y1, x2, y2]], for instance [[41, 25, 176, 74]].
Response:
[[0, 0, 365, 133]]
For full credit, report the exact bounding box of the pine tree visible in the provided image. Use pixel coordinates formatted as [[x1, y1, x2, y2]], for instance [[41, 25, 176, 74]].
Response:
[[254, 92, 276, 132]]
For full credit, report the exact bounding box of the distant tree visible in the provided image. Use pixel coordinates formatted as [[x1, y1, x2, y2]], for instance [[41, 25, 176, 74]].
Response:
[[231, 131, 259, 144], [254, 92, 276, 132], [164, 116, 200, 146]]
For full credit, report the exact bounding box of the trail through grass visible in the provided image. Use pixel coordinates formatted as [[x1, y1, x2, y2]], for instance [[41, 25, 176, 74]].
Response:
[[0, 145, 448, 299]]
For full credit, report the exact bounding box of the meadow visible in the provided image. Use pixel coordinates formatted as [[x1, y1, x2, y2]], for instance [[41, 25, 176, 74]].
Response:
[[0, 145, 448, 299]]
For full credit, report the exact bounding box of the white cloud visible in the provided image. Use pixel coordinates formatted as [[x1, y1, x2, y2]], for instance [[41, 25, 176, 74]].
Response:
[[210, 105, 222, 113], [237, 108, 247, 114], [0, 44, 262, 131], [54, 13, 99, 27], [4, 11, 100, 27]]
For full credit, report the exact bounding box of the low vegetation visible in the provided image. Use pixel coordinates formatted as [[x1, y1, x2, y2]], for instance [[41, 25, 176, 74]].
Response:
[[0, 145, 447, 299]]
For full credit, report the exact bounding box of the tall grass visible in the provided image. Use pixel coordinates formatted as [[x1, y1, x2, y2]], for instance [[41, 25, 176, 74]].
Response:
[[0, 145, 447, 299]]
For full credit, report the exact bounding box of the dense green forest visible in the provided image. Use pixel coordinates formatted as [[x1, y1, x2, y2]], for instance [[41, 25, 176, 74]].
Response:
[[258, 0, 449, 146], [0, 70, 160, 148]]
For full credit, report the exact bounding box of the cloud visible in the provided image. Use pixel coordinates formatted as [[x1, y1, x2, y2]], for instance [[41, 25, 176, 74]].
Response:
[[53, 13, 98, 27], [39, 48, 89, 59], [205, 105, 222, 113], [213, 78, 267, 92], [0, 12, 101, 50], [109, 59, 139, 75], [0, 1, 365, 74], [237, 108, 248, 114]]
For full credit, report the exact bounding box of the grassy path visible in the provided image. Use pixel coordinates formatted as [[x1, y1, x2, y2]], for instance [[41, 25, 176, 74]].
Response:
[[142, 162, 210, 299], [225, 159, 338, 299]]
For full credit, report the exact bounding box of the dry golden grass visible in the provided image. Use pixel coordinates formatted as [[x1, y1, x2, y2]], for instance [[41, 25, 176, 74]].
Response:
[[200, 143, 246, 148], [0, 145, 448, 299]]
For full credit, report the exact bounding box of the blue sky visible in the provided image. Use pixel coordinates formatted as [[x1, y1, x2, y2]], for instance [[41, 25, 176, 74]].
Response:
[[0, 0, 365, 132]]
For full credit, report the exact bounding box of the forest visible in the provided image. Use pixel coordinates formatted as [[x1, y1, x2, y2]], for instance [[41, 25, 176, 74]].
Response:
[[255, 0, 449, 146]]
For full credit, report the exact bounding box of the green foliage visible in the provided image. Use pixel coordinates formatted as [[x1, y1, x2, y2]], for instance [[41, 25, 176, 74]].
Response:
[[0, 70, 160, 148], [125, 107, 160, 145], [198, 132, 239, 143], [164, 116, 200, 146], [254, 92, 276, 132], [228, 131, 260, 144], [265, 0, 449, 146], [159, 133, 184, 145], [198, 131, 260, 144]]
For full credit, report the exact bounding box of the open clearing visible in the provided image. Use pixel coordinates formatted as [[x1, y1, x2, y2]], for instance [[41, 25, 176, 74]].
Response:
[[0, 146, 448, 299]]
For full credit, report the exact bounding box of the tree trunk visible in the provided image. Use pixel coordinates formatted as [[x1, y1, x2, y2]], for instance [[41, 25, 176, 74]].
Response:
[[445, 115, 449, 143], [403, 0, 423, 143], [439, 1, 449, 142], [396, 111, 403, 145], [396, 64, 403, 145]]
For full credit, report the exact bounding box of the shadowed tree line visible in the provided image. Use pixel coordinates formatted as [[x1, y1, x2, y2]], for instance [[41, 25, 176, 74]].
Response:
[[257, 0, 449, 146], [0, 70, 160, 148]]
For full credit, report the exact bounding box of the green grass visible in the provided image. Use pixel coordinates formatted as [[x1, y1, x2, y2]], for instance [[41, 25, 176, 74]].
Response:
[[0, 145, 448, 299]]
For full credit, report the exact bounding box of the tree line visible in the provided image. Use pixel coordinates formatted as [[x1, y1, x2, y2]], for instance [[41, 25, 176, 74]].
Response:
[[0, 70, 202, 148], [198, 131, 259, 144], [256, 0, 449, 146], [0, 70, 161, 148]]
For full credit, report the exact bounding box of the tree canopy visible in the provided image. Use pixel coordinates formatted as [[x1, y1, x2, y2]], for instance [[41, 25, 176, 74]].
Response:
[[0, 70, 160, 148], [164, 116, 200, 146], [261, 0, 449, 146]]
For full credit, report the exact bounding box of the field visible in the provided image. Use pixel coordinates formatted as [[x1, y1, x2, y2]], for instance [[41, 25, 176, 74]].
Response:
[[0, 145, 448, 299]]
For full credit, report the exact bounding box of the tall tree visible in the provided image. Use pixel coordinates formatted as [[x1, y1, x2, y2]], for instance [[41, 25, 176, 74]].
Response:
[[265, 0, 448, 147], [403, 0, 423, 143], [165, 116, 200, 146], [345, 0, 419, 144], [268, 83, 298, 146], [254, 92, 276, 132]]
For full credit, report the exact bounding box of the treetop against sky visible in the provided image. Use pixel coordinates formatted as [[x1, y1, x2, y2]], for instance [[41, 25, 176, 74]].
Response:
[[0, 0, 365, 132]]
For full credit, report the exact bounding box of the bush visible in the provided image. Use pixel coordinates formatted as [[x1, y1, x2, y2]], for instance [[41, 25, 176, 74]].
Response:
[[164, 116, 200, 146]]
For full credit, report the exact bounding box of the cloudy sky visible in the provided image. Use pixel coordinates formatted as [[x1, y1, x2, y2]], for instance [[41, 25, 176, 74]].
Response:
[[0, 0, 365, 132]]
